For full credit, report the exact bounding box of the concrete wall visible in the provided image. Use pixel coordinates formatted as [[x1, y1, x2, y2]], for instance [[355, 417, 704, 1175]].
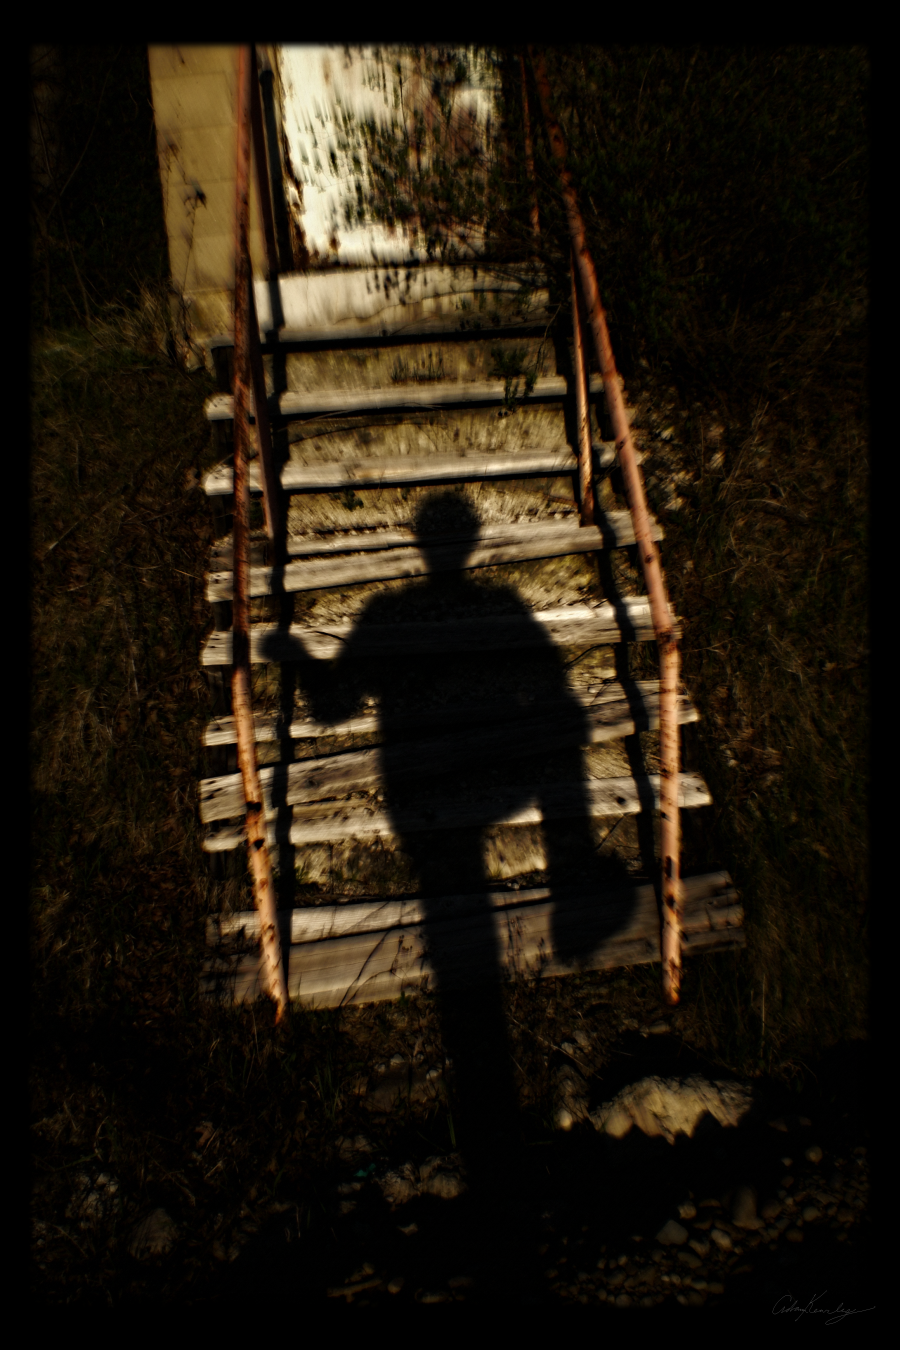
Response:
[[148, 45, 274, 345]]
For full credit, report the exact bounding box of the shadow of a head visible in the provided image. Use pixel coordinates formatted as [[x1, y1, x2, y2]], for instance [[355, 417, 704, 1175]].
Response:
[[413, 489, 481, 575]]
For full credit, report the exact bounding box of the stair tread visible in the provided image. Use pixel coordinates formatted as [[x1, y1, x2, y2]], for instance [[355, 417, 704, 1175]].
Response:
[[200, 597, 666, 666], [199, 685, 700, 821], [202, 677, 689, 747], [205, 512, 663, 600], [204, 374, 605, 423], [203, 445, 627, 498], [202, 770, 712, 851], [208, 871, 739, 946]]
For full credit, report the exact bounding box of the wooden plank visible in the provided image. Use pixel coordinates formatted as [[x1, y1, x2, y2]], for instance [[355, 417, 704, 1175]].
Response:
[[202, 771, 712, 851], [205, 513, 664, 601], [249, 269, 551, 338], [201, 874, 743, 1006], [202, 446, 604, 498], [202, 677, 688, 748], [203, 374, 605, 423], [200, 596, 664, 667], [199, 687, 700, 823], [209, 512, 644, 566], [205, 315, 557, 352], [208, 870, 736, 946]]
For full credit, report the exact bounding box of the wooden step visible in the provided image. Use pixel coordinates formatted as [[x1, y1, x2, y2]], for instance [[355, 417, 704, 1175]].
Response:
[[205, 513, 663, 601], [202, 677, 689, 749], [200, 872, 743, 1007], [202, 771, 712, 852], [203, 374, 605, 424], [206, 313, 556, 354], [200, 685, 700, 823], [209, 514, 642, 566], [208, 869, 737, 947], [200, 597, 664, 667], [238, 268, 552, 342], [203, 446, 622, 499]]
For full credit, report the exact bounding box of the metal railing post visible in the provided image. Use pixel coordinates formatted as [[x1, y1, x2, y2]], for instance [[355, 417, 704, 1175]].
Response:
[[232, 43, 288, 1021], [530, 48, 683, 1004]]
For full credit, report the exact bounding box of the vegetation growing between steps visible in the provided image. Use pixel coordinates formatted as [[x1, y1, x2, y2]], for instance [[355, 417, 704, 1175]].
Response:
[[30, 44, 867, 1305]]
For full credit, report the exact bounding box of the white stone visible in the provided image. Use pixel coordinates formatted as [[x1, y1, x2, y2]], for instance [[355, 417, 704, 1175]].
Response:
[[590, 1075, 752, 1146], [128, 1208, 178, 1259]]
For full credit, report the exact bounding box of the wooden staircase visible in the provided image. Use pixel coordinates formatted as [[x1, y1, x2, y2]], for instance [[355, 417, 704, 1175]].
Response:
[[198, 262, 744, 1008]]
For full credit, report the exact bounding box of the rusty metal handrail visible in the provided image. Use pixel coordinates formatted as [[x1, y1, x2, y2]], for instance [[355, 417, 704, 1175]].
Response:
[[518, 56, 593, 529], [232, 44, 288, 1020], [529, 48, 683, 1004]]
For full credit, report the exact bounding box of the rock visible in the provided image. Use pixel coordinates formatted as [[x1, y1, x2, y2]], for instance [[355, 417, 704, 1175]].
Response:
[[387, 1276, 405, 1294], [593, 1102, 633, 1139], [378, 1164, 419, 1207], [768, 1114, 811, 1133], [836, 1208, 854, 1224], [554, 1064, 589, 1130], [732, 1185, 762, 1229], [615, 1293, 632, 1307], [709, 1228, 733, 1253], [128, 1208, 177, 1259], [801, 1206, 821, 1223], [448, 1275, 474, 1291], [607, 1269, 626, 1287], [678, 1200, 697, 1220], [338, 1134, 373, 1159], [677, 1251, 702, 1269], [760, 1198, 781, 1221], [425, 1171, 466, 1200], [688, 1237, 710, 1258], [590, 1075, 752, 1145], [398, 1222, 418, 1236], [785, 1227, 803, 1244], [364, 1067, 409, 1113], [420, 1155, 467, 1199], [656, 1220, 688, 1246], [805, 1145, 823, 1163], [416, 1289, 450, 1303]]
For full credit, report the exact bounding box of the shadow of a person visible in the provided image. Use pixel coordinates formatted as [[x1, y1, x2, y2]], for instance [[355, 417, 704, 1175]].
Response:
[[261, 488, 636, 1289]]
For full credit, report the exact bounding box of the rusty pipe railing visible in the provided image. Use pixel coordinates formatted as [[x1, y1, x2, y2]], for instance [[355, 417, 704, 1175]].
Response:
[[232, 44, 288, 1021], [530, 48, 683, 1004], [570, 253, 594, 528], [519, 56, 593, 529]]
